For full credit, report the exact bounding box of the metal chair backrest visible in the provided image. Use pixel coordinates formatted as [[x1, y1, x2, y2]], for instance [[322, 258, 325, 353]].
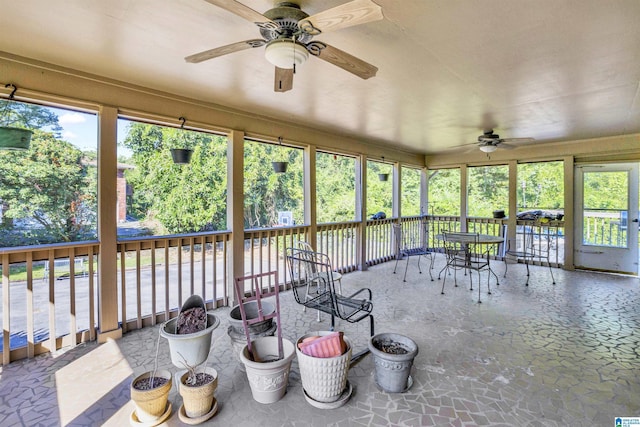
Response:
[[288, 248, 338, 300]]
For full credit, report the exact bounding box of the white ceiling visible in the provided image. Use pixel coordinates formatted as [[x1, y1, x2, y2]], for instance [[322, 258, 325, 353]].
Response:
[[1, 0, 640, 155]]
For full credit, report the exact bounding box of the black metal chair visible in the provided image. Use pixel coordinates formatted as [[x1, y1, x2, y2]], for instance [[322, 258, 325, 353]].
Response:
[[440, 232, 491, 303], [286, 247, 374, 363], [392, 222, 434, 282]]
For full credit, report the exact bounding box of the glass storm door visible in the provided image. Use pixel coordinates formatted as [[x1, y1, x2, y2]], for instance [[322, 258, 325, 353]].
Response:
[[574, 163, 639, 274]]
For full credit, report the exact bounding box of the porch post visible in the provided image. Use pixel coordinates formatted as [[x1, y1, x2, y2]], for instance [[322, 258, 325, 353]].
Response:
[[507, 160, 518, 250], [97, 106, 122, 342], [420, 168, 428, 216], [304, 145, 317, 249], [356, 154, 368, 270], [228, 130, 245, 304], [460, 164, 468, 232], [563, 156, 575, 270], [392, 161, 401, 220]]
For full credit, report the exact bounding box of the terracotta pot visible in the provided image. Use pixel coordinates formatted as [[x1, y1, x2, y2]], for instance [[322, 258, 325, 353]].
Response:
[[130, 370, 172, 423], [179, 367, 218, 419]]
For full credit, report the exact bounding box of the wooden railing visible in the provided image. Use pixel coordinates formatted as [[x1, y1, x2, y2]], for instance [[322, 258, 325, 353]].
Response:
[[467, 217, 507, 257], [0, 241, 100, 364], [243, 226, 309, 291], [515, 220, 565, 266], [117, 231, 231, 333], [366, 217, 396, 266], [0, 215, 566, 364], [317, 221, 359, 273]]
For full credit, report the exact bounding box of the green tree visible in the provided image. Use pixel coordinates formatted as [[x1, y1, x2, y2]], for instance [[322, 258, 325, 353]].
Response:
[[0, 131, 96, 244], [243, 141, 303, 228], [401, 166, 421, 216], [468, 165, 509, 217], [121, 122, 228, 234], [428, 168, 460, 215], [367, 160, 393, 218], [316, 153, 356, 223], [0, 99, 63, 136]]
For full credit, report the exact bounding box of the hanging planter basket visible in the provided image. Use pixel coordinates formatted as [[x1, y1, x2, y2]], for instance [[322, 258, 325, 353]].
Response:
[[171, 148, 193, 164], [0, 126, 32, 151], [272, 161, 288, 173], [378, 173, 389, 182]]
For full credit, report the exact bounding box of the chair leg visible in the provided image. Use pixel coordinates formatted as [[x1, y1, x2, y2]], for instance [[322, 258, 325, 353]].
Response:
[[503, 257, 509, 278], [393, 255, 401, 274], [403, 255, 411, 282], [548, 263, 556, 285], [488, 263, 500, 286], [525, 261, 531, 286], [441, 265, 448, 294], [427, 254, 434, 281]]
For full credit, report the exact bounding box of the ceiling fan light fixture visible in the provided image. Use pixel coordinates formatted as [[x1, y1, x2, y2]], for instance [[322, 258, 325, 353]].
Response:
[[479, 144, 498, 153], [265, 40, 309, 69]]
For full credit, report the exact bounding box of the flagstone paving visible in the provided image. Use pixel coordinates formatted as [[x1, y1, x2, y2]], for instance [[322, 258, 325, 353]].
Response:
[[0, 257, 638, 426]]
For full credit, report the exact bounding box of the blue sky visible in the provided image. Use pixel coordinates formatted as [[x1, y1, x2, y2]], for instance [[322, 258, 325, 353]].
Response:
[[47, 106, 131, 155]]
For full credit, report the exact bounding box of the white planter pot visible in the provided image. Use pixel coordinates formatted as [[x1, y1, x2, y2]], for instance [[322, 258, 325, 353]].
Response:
[[296, 331, 352, 404], [239, 336, 295, 404], [160, 313, 220, 369]]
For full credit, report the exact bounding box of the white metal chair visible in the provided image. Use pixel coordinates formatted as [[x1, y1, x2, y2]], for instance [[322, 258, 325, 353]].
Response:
[[503, 222, 556, 286], [392, 222, 434, 282], [296, 241, 342, 321]]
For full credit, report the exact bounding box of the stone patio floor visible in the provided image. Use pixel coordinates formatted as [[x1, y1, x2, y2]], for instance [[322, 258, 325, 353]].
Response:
[[0, 256, 638, 426]]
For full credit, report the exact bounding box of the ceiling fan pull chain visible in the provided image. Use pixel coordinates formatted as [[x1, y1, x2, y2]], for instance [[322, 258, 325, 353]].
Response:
[[292, 35, 297, 74]]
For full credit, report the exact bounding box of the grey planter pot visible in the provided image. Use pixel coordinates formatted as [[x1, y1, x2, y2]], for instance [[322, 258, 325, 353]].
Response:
[[378, 173, 389, 182], [368, 333, 418, 393]]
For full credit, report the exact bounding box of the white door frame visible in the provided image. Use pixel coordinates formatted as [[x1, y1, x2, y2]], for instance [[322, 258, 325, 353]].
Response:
[[574, 163, 639, 274]]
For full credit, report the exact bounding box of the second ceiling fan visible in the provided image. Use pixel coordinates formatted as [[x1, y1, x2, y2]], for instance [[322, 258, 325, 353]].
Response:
[[186, 0, 384, 92], [475, 129, 535, 153]]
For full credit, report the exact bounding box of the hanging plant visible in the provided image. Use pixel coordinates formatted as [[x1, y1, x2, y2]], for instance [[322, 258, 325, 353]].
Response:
[[378, 156, 389, 181], [272, 136, 288, 173], [170, 116, 193, 164], [0, 84, 33, 151]]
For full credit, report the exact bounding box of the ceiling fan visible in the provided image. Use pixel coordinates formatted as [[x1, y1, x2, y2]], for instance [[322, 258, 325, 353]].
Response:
[[185, 0, 384, 92], [475, 129, 535, 153]]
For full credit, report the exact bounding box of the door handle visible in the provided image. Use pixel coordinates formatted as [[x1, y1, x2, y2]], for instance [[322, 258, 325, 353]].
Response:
[[633, 218, 639, 223]]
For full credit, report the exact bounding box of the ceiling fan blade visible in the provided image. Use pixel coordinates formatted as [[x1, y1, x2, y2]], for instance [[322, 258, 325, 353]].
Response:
[[501, 137, 536, 143], [203, 0, 277, 29], [185, 39, 265, 63], [299, 0, 383, 35], [315, 43, 378, 79], [274, 67, 293, 92]]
